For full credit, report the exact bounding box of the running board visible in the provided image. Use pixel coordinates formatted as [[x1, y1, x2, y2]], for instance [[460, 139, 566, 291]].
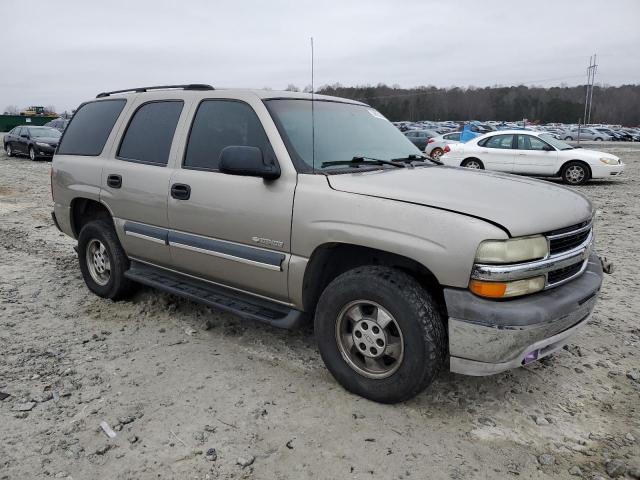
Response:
[[125, 261, 305, 329]]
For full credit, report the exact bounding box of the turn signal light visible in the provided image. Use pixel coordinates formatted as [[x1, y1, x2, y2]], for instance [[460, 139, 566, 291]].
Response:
[[469, 276, 545, 299], [469, 280, 507, 298]]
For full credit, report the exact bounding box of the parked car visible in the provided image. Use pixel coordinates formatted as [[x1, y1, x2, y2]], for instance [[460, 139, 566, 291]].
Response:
[[3, 125, 61, 160], [44, 118, 70, 132], [424, 132, 461, 159], [563, 128, 611, 141], [441, 130, 624, 185], [52, 85, 604, 403], [404, 129, 439, 150]]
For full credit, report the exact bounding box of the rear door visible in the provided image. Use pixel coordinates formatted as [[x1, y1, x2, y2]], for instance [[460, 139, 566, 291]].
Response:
[[477, 134, 516, 172], [100, 98, 187, 267], [512, 134, 558, 175]]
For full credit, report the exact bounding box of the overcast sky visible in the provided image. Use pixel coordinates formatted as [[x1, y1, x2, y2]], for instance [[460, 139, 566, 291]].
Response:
[[2, 0, 639, 112]]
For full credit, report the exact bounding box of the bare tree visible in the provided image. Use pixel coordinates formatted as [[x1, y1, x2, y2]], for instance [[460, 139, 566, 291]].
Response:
[[285, 84, 300, 92], [4, 105, 20, 115], [45, 105, 57, 114]]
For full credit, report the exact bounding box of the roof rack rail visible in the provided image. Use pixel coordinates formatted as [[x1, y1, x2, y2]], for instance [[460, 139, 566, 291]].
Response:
[[96, 84, 214, 98]]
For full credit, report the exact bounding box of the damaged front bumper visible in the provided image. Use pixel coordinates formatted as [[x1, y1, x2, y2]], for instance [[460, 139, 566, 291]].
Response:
[[445, 253, 603, 376]]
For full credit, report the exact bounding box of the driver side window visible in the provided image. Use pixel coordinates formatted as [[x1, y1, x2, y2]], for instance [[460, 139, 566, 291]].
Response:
[[518, 135, 549, 151]]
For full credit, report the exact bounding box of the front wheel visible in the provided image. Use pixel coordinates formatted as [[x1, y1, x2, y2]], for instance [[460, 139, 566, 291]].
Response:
[[315, 266, 447, 403], [595, 137, 603, 141], [461, 158, 484, 169], [29, 147, 37, 161], [5, 144, 14, 157], [78, 220, 135, 300], [564, 136, 573, 141], [561, 161, 590, 185]]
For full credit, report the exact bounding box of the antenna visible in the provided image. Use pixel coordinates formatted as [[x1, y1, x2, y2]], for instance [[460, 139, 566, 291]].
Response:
[[311, 36, 315, 171]]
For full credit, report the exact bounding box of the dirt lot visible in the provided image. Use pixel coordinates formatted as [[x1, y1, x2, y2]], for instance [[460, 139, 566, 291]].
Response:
[[1, 138, 639, 480]]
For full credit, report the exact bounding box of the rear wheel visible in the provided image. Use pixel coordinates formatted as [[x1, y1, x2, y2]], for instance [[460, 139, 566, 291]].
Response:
[[430, 148, 444, 160], [461, 158, 484, 169], [314, 266, 446, 403], [565, 136, 574, 141], [595, 137, 603, 141], [29, 147, 37, 161], [78, 220, 135, 300], [561, 161, 590, 185]]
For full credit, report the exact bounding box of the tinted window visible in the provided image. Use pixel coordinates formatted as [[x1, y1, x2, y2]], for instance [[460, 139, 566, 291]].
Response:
[[484, 134, 514, 149], [58, 100, 126, 156], [118, 101, 183, 165], [517, 135, 549, 151], [444, 132, 461, 141], [184, 100, 272, 171]]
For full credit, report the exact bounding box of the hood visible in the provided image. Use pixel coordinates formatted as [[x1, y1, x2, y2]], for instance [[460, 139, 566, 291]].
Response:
[[570, 148, 618, 161], [327, 166, 593, 237]]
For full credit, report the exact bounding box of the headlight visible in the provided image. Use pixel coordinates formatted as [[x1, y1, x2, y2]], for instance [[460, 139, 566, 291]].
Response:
[[469, 276, 546, 298], [475, 235, 548, 264], [36, 142, 51, 148], [599, 157, 619, 165]]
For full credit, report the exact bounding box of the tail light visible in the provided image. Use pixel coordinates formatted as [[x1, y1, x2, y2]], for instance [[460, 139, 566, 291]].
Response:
[[427, 138, 435, 144], [444, 145, 451, 153]]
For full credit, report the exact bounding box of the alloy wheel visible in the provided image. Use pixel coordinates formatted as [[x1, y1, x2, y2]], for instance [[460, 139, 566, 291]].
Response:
[[335, 300, 404, 379], [85, 239, 111, 286], [565, 165, 586, 184]]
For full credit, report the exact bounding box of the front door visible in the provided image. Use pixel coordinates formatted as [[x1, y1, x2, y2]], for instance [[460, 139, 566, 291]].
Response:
[[512, 134, 558, 175], [478, 133, 516, 172], [100, 99, 186, 267], [167, 99, 295, 302]]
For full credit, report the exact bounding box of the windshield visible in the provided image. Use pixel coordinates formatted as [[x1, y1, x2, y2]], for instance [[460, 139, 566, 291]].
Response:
[[265, 99, 422, 171], [539, 133, 573, 150], [29, 127, 61, 138]]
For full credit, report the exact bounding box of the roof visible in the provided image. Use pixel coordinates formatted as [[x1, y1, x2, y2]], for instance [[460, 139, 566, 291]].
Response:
[[94, 85, 368, 106]]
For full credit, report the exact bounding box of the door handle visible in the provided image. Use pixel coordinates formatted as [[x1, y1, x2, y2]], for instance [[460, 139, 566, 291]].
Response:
[[171, 183, 191, 200], [107, 174, 122, 189]]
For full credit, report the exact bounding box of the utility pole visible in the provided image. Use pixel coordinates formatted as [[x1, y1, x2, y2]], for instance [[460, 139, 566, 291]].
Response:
[[583, 54, 597, 126], [587, 54, 597, 124]]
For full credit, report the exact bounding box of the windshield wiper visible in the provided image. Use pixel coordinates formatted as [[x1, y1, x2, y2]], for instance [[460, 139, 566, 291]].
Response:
[[321, 156, 406, 169], [391, 154, 443, 166]]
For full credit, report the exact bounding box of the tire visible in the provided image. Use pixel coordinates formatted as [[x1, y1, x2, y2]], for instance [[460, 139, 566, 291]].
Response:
[[565, 136, 573, 141], [78, 220, 135, 300], [29, 147, 37, 161], [430, 148, 444, 160], [594, 137, 603, 141], [461, 158, 484, 169], [314, 266, 447, 404], [561, 161, 590, 185], [5, 143, 14, 157]]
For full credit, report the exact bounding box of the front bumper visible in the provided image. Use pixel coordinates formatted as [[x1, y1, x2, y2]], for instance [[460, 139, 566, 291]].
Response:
[[445, 253, 603, 376], [590, 162, 625, 178]]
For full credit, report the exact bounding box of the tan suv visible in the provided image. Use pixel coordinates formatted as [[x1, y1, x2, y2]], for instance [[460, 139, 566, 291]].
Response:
[[51, 85, 603, 403]]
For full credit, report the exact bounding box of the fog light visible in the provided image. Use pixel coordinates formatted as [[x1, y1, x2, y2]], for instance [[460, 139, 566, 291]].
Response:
[[523, 350, 539, 365]]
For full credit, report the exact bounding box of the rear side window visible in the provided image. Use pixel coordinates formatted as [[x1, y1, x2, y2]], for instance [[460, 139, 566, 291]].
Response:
[[483, 134, 514, 149], [58, 100, 126, 156], [117, 101, 183, 165], [444, 132, 460, 141], [184, 100, 272, 171]]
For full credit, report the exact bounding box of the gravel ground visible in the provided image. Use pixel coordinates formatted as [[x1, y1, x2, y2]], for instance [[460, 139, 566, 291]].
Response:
[[1, 137, 639, 480]]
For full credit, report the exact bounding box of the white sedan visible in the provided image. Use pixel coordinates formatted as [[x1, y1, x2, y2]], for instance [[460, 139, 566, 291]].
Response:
[[440, 130, 625, 185]]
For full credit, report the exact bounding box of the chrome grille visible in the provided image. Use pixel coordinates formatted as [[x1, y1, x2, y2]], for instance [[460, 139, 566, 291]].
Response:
[[547, 261, 584, 285]]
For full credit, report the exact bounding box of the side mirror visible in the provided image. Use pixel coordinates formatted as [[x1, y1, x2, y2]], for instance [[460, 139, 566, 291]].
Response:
[[219, 146, 280, 180]]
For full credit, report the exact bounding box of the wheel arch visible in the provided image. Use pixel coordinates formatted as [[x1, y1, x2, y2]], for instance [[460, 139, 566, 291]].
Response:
[[461, 157, 483, 167], [557, 159, 592, 178], [70, 197, 114, 238], [301, 242, 446, 317]]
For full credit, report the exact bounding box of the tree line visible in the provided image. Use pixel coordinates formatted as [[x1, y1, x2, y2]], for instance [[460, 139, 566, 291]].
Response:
[[311, 84, 640, 126]]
